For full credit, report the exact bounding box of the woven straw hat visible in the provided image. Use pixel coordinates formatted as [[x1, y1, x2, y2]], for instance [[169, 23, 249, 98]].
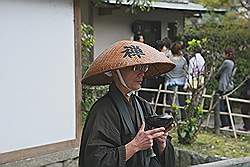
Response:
[[83, 40, 175, 85]]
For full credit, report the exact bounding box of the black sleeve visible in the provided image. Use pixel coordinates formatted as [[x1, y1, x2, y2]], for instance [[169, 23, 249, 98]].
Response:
[[79, 98, 126, 167]]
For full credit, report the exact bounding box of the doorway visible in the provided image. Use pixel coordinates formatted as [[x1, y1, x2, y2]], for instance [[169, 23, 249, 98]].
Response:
[[168, 22, 177, 42], [132, 20, 161, 46]]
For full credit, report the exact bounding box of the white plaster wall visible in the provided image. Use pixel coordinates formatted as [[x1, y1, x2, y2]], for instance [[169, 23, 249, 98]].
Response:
[[0, 0, 75, 153], [93, 7, 184, 58]]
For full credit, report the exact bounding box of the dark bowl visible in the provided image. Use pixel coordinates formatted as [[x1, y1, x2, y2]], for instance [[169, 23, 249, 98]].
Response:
[[145, 113, 174, 129]]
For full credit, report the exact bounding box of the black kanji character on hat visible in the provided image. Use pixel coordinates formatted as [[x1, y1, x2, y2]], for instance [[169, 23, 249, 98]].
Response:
[[121, 45, 145, 58]]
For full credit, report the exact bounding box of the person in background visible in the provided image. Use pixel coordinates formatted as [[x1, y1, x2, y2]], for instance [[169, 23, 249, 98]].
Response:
[[240, 78, 250, 131], [162, 37, 172, 57], [187, 45, 205, 90], [134, 32, 144, 43], [154, 40, 168, 52], [79, 40, 176, 167], [164, 42, 188, 120], [216, 48, 236, 128]]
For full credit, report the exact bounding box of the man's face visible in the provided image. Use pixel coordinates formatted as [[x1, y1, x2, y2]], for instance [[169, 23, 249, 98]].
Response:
[[120, 65, 148, 90], [161, 46, 167, 52], [224, 53, 229, 58], [139, 35, 144, 43]]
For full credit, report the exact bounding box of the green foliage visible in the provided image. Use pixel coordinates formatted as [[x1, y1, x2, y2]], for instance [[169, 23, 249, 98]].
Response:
[[175, 100, 204, 144], [82, 86, 108, 113], [181, 11, 250, 91], [81, 24, 95, 57], [81, 23, 108, 123], [187, 38, 207, 57], [193, 0, 231, 9], [187, 39, 201, 49], [95, 0, 158, 13], [125, 0, 157, 12], [172, 129, 250, 158], [171, 103, 179, 113], [81, 23, 95, 76]]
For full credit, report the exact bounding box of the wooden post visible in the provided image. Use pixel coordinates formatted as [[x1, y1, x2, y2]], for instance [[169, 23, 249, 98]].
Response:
[[214, 94, 221, 134], [154, 84, 162, 112], [225, 96, 237, 138], [162, 84, 167, 113], [200, 88, 207, 108], [206, 91, 215, 128], [172, 86, 180, 120], [172, 86, 178, 105]]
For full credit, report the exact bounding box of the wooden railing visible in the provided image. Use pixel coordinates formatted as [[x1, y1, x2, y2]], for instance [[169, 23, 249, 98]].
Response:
[[138, 86, 250, 138]]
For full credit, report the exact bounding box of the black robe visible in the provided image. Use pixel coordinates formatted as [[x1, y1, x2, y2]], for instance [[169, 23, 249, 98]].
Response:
[[79, 84, 175, 167]]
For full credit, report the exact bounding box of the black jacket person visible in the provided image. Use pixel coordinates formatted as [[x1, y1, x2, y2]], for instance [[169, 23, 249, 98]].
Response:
[[80, 40, 176, 167]]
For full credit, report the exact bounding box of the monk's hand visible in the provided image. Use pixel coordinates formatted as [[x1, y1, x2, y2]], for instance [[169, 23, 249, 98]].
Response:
[[155, 131, 168, 154], [154, 124, 174, 154], [130, 121, 165, 152]]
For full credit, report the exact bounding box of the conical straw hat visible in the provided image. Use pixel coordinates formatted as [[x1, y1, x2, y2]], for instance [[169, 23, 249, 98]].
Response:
[[83, 40, 175, 85]]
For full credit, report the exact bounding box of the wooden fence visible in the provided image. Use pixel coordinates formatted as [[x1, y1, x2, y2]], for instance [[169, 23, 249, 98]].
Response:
[[138, 86, 250, 138]]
